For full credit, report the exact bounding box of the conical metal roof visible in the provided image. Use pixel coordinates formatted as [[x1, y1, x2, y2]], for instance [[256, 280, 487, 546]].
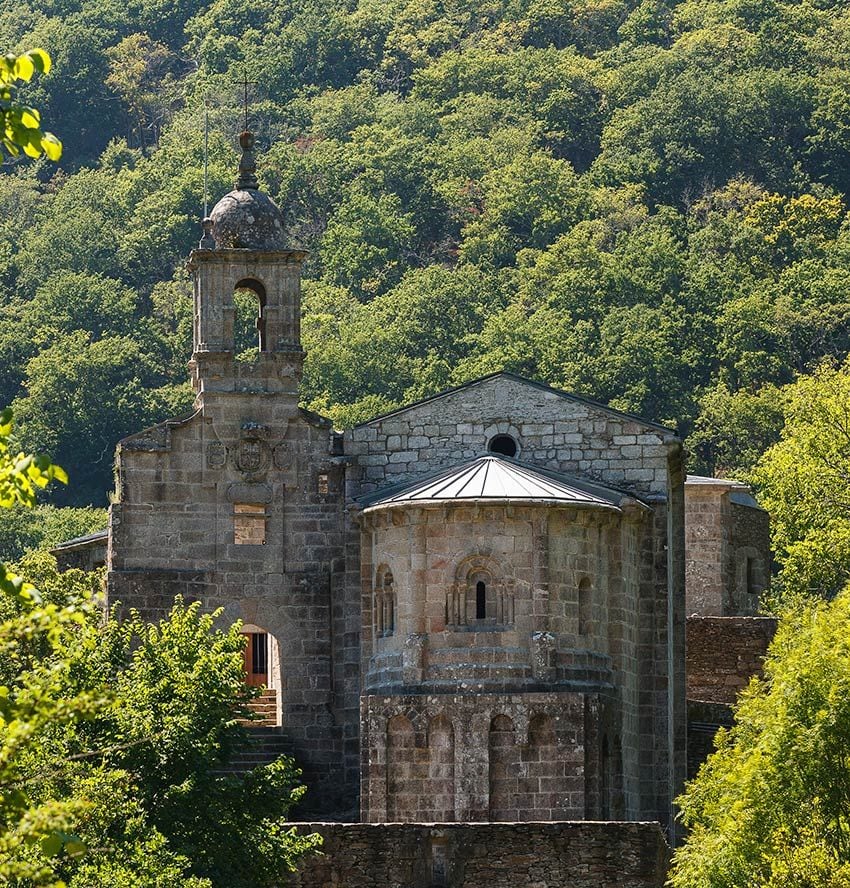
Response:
[[359, 455, 641, 512]]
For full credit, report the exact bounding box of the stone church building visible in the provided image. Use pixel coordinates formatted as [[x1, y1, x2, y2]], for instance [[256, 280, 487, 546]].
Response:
[[59, 134, 773, 886]]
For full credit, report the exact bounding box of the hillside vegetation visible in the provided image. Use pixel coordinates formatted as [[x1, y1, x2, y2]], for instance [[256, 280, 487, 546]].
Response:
[[3, 0, 850, 503]]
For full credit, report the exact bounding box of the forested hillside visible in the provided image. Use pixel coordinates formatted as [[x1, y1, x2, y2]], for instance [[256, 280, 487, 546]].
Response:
[[3, 0, 850, 505]]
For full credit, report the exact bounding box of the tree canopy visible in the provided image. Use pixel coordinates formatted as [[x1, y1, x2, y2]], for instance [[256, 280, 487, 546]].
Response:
[[751, 359, 850, 605], [2, 0, 850, 507]]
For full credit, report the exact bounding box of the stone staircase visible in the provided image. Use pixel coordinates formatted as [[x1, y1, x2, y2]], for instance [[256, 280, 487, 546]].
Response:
[[239, 688, 278, 727], [219, 726, 295, 775]]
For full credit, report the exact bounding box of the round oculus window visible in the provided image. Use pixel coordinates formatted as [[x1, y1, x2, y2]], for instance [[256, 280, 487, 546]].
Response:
[[488, 434, 518, 457]]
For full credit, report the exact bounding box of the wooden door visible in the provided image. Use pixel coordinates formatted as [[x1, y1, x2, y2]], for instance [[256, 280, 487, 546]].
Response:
[[243, 632, 269, 687]]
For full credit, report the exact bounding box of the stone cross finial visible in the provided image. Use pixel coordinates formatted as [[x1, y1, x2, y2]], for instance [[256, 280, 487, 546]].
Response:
[[236, 130, 259, 191]]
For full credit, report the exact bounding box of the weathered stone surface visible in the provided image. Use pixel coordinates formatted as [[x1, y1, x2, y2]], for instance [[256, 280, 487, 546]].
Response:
[[288, 822, 671, 888], [686, 616, 777, 704], [684, 478, 770, 616], [210, 189, 286, 250]]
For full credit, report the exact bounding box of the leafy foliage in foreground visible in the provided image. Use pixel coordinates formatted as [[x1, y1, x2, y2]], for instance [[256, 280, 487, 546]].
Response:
[[0, 48, 60, 161], [670, 587, 850, 887], [751, 359, 850, 606], [0, 557, 319, 886]]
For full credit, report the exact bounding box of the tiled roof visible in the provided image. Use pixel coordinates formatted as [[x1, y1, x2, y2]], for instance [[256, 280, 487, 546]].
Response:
[[359, 455, 644, 512]]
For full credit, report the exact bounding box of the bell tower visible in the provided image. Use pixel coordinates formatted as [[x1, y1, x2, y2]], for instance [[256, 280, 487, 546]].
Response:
[[187, 130, 306, 399]]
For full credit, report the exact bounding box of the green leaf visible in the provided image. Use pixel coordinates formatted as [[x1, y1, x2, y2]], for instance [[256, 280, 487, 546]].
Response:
[[40, 133, 62, 161], [13, 53, 34, 83], [27, 48, 51, 76], [64, 839, 87, 858], [41, 833, 63, 858]]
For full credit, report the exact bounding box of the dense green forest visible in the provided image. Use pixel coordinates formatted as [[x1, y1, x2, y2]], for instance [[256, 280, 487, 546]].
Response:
[[3, 0, 850, 506]]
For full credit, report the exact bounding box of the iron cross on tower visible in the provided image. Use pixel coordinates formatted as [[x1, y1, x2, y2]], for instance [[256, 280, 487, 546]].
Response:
[[241, 69, 259, 132]]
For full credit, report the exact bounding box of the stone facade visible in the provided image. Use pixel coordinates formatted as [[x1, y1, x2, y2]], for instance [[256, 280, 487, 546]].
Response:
[[684, 476, 770, 616], [107, 243, 356, 817], [288, 822, 671, 888], [682, 484, 776, 785]]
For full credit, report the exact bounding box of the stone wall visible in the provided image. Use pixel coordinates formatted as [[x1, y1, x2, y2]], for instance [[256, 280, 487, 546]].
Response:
[[107, 392, 356, 819], [345, 373, 674, 499], [684, 479, 770, 616], [686, 616, 777, 704], [359, 501, 649, 692], [360, 692, 590, 822], [52, 531, 107, 571], [287, 821, 670, 888]]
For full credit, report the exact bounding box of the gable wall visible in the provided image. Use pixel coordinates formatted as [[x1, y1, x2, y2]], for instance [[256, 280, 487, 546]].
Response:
[[344, 376, 673, 500]]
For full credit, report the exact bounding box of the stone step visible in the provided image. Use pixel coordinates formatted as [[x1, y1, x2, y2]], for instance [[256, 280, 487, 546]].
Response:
[[241, 688, 278, 728], [215, 727, 295, 776]]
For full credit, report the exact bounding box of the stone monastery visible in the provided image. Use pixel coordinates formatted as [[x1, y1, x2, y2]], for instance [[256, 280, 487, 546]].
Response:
[[57, 133, 775, 887]]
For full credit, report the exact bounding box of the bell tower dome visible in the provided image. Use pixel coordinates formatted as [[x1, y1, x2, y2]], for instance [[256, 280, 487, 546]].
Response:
[[187, 130, 306, 400]]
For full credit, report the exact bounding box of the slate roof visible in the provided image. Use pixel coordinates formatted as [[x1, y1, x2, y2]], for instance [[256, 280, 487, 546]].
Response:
[[51, 528, 108, 550], [359, 455, 648, 512]]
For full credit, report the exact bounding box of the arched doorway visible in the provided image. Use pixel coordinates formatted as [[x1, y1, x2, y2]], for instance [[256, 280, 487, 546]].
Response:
[[240, 623, 282, 726]]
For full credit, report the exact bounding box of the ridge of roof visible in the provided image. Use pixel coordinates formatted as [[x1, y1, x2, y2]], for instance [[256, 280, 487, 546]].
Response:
[[357, 454, 651, 512], [352, 371, 676, 435], [51, 528, 108, 551]]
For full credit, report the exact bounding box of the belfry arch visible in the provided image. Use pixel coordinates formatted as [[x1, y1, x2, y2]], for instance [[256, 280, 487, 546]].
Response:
[[233, 277, 268, 353]]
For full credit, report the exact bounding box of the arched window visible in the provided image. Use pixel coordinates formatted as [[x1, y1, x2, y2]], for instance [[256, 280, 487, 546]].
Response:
[[578, 577, 592, 636], [448, 557, 514, 628], [376, 567, 396, 637], [488, 434, 518, 457], [466, 570, 493, 623], [233, 278, 267, 354]]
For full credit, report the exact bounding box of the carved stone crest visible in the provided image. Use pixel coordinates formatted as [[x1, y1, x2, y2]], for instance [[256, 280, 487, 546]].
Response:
[[237, 438, 264, 472], [206, 441, 227, 469], [273, 441, 292, 470], [235, 422, 270, 478]]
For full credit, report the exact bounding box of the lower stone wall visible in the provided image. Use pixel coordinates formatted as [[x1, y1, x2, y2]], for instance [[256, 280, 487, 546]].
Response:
[[686, 616, 777, 704], [360, 692, 590, 822], [288, 821, 670, 888]]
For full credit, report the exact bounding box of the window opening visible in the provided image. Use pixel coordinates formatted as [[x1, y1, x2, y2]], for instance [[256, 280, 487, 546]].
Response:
[[746, 556, 758, 596], [233, 278, 267, 356], [488, 434, 517, 457], [251, 632, 268, 675], [317, 473, 329, 495], [376, 568, 396, 637], [578, 577, 592, 636], [476, 581, 487, 619], [234, 502, 266, 545]]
